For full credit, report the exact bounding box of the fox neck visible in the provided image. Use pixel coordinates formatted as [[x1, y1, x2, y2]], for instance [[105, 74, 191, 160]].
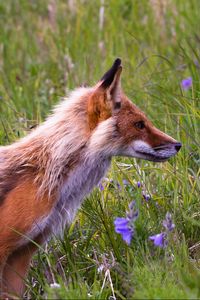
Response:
[[32, 117, 114, 236], [46, 153, 111, 236], [38, 112, 115, 235]]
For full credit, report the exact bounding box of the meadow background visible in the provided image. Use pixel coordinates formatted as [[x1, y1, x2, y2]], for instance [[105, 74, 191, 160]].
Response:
[[0, 0, 200, 299]]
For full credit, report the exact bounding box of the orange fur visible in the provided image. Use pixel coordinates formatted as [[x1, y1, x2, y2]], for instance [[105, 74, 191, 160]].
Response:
[[0, 179, 55, 261], [0, 180, 53, 297], [115, 95, 176, 147], [1, 233, 45, 298], [87, 89, 112, 130]]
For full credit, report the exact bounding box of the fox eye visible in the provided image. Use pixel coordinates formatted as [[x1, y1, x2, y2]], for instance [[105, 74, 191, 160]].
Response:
[[134, 121, 145, 129]]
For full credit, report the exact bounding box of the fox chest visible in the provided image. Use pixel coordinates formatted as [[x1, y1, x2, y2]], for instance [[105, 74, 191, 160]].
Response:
[[47, 157, 111, 236]]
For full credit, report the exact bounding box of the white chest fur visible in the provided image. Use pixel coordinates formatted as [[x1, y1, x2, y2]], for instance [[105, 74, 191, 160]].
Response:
[[46, 155, 111, 236]]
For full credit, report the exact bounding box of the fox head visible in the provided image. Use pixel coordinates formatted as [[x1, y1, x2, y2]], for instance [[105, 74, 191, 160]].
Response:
[[87, 58, 181, 162]]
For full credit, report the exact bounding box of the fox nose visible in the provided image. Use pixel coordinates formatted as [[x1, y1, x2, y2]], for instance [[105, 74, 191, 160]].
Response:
[[175, 142, 182, 152]]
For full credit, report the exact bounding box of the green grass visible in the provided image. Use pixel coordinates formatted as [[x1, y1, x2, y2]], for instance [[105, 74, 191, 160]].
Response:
[[0, 0, 200, 299]]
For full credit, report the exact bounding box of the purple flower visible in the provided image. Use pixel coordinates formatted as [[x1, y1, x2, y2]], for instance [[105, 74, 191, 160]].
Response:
[[163, 212, 175, 231], [149, 212, 175, 248], [149, 232, 167, 248], [142, 192, 151, 201], [137, 181, 141, 188], [123, 179, 129, 186], [98, 177, 113, 191], [127, 201, 139, 220], [116, 182, 121, 189], [114, 218, 133, 245], [98, 182, 104, 191], [181, 77, 192, 90], [114, 201, 139, 245]]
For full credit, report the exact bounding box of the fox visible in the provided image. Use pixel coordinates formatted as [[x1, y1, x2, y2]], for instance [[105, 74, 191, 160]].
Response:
[[0, 58, 181, 297]]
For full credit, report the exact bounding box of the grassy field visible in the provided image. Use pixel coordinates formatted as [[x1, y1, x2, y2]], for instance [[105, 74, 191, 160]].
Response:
[[0, 0, 200, 299]]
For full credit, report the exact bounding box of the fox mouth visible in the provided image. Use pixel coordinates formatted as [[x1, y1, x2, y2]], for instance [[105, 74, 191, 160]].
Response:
[[129, 141, 182, 163], [134, 151, 171, 162]]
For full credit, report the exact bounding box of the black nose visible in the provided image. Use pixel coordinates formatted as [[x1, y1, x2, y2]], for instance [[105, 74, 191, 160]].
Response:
[[175, 142, 182, 152]]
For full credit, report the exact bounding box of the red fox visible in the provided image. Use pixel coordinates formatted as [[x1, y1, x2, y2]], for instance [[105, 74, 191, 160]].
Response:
[[0, 58, 181, 297]]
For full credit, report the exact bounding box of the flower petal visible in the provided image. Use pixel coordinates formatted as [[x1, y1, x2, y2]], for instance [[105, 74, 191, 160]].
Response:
[[115, 228, 129, 234], [121, 231, 133, 245], [114, 218, 129, 226], [149, 232, 165, 248], [181, 77, 192, 90], [163, 212, 175, 231], [98, 182, 104, 191]]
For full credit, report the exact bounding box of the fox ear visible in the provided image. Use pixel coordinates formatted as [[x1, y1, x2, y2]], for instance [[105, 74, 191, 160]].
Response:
[[87, 59, 122, 131], [100, 58, 122, 110]]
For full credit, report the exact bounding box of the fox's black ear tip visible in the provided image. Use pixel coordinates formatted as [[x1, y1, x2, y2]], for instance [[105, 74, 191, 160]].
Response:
[[100, 58, 122, 88], [114, 58, 122, 66]]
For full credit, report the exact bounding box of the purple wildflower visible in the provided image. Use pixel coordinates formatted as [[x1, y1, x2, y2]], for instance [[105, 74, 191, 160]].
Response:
[[142, 192, 151, 201], [114, 218, 133, 244], [98, 177, 113, 191], [163, 212, 175, 232], [127, 201, 139, 220], [114, 201, 138, 245], [149, 212, 175, 248], [149, 232, 167, 248], [181, 77, 192, 90], [98, 182, 104, 191], [123, 179, 129, 186], [116, 182, 121, 189], [137, 181, 141, 188]]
